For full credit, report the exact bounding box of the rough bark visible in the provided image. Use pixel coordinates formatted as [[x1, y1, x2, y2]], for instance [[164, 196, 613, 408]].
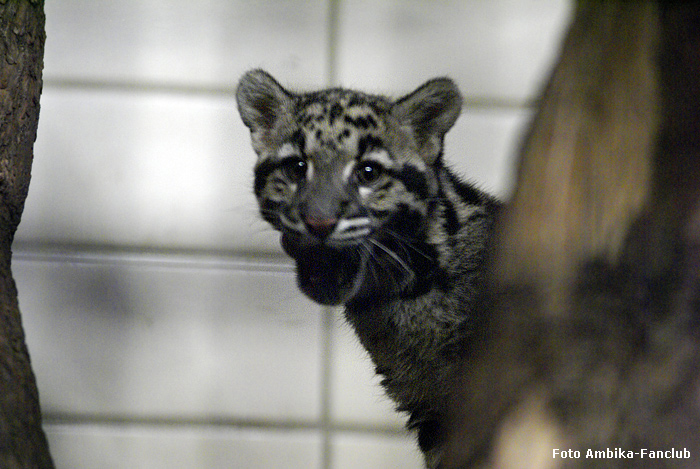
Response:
[[0, 1, 53, 467]]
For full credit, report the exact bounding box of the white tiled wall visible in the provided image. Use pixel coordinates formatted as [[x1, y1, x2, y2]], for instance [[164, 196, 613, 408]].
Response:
[[14, 1, 572, 467]]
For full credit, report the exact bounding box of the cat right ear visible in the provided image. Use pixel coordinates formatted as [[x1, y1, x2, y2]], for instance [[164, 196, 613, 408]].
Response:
[[236, 69, 294, 146], [391, 77, 462, 164]]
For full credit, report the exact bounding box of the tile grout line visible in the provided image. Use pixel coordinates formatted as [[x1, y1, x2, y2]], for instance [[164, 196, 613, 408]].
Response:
[[323, 1, 341, 467], [326, 0, 341, 88], [320, 306, 335, 469], [40, 78, 533, 111], [41, 414, 407, 436]]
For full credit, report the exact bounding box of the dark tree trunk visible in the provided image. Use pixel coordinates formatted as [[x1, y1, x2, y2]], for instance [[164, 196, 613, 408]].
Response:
[[0, 1, 53, 467]]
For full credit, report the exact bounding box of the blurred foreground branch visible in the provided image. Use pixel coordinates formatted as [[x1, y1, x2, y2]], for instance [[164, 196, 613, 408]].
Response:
[[443, 1, 700, 467]]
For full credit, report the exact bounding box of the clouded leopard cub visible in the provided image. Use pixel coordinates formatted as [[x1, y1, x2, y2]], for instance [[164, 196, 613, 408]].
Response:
[[236, 69, 499, 466]]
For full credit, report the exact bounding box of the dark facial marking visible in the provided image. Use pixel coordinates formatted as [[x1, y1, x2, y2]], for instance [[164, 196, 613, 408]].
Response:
[[344, 115, 378, 130], [357, 135, 384, 157], [329, 103, 344, 124], [300, 114, 314, 127], [439, 191, 461, 236], [386, 165, 430, 200], [290, 129, 306, 150], [254, 159, 281, 198]]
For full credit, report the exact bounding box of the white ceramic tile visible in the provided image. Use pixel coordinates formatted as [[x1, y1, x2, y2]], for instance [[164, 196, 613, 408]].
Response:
[[17, 88, 283, 253], [17, 90, 525, 252], [17, 253, 321, 422], [337, 0, 572, 101], [45, 423, 322, 469], [44, 0, 329, 89], [330, 310, 407, 429], [332, 432, 423, 469], [444, 108, 533, 198]]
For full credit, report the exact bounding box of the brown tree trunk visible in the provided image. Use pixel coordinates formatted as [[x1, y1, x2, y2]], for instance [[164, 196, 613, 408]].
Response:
[[442, 1, 700, 467], [0, 1, 53, 467]]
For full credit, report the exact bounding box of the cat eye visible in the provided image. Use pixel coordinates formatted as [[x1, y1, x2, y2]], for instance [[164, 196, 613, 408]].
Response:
[[280, 157, 308, 181], [355, 162, 384, 185]]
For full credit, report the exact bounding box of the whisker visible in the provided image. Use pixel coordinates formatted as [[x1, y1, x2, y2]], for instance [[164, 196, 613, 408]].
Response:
[[369, 238, 414, 277], [360, 241, 387, 291], [378, 228, 434, 262], [365, 240, 414, 296]]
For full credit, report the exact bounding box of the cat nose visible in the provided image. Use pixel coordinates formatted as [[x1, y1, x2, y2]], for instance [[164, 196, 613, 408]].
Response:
[[304, 217, 338, 239]]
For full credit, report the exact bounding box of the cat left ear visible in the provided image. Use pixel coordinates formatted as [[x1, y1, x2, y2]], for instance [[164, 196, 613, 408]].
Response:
[[236, 69, 294, 148], [391, 78, 462, 163]]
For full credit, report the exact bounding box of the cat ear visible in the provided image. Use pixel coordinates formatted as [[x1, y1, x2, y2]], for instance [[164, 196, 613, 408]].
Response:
[[236, 69, 294, 142], [391, 78, 462, 163]]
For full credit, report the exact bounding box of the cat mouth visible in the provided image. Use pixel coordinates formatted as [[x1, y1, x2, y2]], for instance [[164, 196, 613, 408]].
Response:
[[281, 232, 367, 306]]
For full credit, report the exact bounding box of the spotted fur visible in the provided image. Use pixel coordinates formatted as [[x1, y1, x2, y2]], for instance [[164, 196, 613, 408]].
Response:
[[236, 69, 500, 466]]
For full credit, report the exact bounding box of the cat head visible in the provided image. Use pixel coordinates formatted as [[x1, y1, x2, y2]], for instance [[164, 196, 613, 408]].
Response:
[[236, 69, 462, 305]]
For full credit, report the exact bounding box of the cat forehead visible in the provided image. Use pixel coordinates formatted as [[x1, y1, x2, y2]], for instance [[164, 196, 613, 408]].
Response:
[[299, 87, 389, 106], [296, 89, 389, 119], [289, 91, 391, 159], [297, 103, 383, 134]]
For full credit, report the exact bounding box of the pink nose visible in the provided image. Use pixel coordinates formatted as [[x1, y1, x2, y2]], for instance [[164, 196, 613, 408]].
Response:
[[304, 217, 337, 239]]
